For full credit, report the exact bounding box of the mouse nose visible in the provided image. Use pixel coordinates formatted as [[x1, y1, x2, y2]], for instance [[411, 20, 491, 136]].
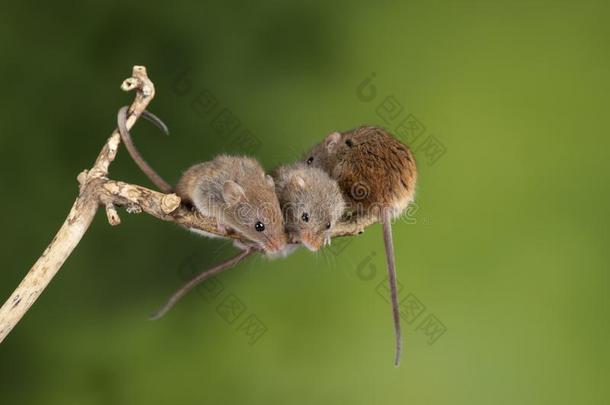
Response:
[[265, 234, 287, 254], [300, 232, 323, 252]]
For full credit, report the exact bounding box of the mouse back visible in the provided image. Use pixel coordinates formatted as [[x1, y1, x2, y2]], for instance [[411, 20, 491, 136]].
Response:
[[176, 155, 286, 254], [306, 126, 417, 219]]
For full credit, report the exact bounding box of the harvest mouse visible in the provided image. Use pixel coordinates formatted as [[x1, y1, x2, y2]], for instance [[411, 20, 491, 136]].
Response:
[[149, 155, 286, 320], [305, 125, 417, 365], [272, 162, 345, 252], [174, 155, 287, 254], [118, 106, 286, 254], [116, 108, 287, 318]]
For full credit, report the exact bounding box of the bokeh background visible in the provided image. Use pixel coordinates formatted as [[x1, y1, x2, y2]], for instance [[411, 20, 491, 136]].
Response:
[[1, 1, 609, 404]]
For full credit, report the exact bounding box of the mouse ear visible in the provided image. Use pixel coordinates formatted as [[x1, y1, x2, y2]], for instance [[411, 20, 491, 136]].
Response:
[[290, 175, 306, 189], [222, 180, 247, 206], [265, 174, 275, 188], [325, 131, 341, 152]]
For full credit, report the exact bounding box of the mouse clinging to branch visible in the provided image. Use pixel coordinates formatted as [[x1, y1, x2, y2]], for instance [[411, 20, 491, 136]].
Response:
[[272, 162, 345, 252], [148, 152, 289, 320], [175, 155, 287, 254], [305, 125, 418, 366], [117, 106, 286, 255], [117, 107, 288, 318]]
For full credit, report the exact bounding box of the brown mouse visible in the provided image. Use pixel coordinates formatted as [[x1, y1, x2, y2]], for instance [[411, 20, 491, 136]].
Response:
[[118, 106, 286, 253], [175, 155, 287, 254], [149, 155, 287, 320], [305, 125, 417, 366], [117, 108, 288, 318], [272, 162, 345, 252]]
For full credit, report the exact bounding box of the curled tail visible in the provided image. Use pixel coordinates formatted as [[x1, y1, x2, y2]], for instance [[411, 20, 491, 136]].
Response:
[[117, 106, 173, 193], [382, 208, 402, 366]]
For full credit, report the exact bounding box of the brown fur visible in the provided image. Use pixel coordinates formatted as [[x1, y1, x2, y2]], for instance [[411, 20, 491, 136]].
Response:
[[176, 155, 286, 254], [305, 125, 418, 366], [306, 125, 417, 221]]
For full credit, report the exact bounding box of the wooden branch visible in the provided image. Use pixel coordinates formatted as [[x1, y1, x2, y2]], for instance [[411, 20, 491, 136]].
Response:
[[0, 66, 234, 343], [0, 65, 374, 344], [0, 66, 155, 342]]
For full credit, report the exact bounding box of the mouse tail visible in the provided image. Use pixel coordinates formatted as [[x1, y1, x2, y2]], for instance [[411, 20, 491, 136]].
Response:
[[382, 208, 402, 366], [117, 106, 173, 193], [149, 248, 255, 320]]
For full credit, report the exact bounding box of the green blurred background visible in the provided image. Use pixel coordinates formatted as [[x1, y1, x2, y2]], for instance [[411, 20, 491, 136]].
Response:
[[1, 0, 609, 403]]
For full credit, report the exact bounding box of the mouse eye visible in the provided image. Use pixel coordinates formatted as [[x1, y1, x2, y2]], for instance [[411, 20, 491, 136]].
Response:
[[306, 157, 314, 165], [254, 221, 265, 232], [345, 139, 353, 147], [301, 212, 310, 222], [326, 222, 331, 229]]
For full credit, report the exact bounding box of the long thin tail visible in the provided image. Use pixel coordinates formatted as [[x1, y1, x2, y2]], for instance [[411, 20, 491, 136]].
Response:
[[382, 208, 402, 366], [149, 248, 255, 320], [117, 106, 173, 193]]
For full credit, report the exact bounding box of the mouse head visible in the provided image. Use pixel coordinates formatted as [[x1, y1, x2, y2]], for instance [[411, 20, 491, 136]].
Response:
[[221, 174, 287, 255], [274, 164, 345, 251], [305, 126, 417, 218], [305, 126, 386, 173], [304, 131, 343, 174]]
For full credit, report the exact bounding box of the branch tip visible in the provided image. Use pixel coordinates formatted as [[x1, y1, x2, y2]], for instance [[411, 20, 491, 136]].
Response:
[[121, 78, 139, 92], [161, 194, 181, 214], [77, 170, 88, 185], [105, 203, 121, 226]]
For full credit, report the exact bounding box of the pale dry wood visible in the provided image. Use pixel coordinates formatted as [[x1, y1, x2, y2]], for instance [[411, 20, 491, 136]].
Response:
[[0, 66, 156, 342], [0, 65, 374, 344], [0, 66, 237, 343]]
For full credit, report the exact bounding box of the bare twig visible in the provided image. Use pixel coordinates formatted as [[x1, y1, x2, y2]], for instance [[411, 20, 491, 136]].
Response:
[[0, 66, 155, 343], [0, 66, 243, 343]]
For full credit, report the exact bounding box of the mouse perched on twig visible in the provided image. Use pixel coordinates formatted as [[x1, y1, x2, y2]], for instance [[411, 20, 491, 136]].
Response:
[[175, 156, 286, 253], [273, 162, 345, 252], [118, 106, 285, 253], [306, 125, 417, 365], [117, 107, 286, 318]]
